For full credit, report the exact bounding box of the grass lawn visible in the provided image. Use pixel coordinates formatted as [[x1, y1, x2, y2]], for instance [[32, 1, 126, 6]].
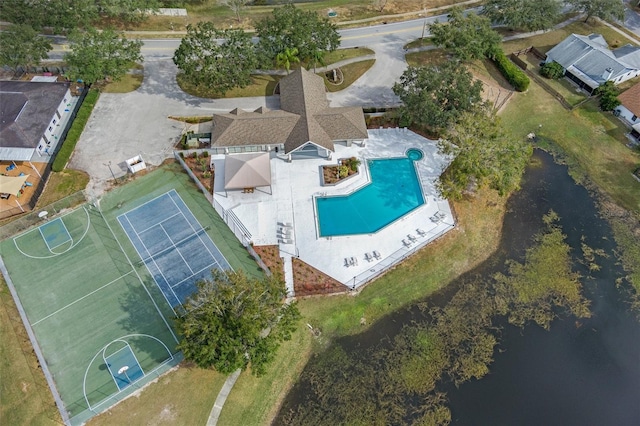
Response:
[[404, 38, 434, 50], [100, 74, 143, 93], [35, 169, 89, 208], [89, 365, 227, 426], [501, 84, 640, 214], [218, 188, 511, 425], [323, 59, 376, 92], [119, 0, 469, 32], [0, 276, 61, 426]]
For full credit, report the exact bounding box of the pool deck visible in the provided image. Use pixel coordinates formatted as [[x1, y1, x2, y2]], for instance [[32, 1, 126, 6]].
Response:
[[211, 128, 455, 294]]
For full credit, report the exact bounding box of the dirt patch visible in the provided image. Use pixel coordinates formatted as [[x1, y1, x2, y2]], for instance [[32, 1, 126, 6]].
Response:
[[253, 245, 284, 281], [182, 154, 213, 193], [292, 258, 349, 297]]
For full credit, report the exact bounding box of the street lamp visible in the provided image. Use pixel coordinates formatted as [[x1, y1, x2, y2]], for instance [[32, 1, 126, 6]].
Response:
[[106, 161, 116, 181]]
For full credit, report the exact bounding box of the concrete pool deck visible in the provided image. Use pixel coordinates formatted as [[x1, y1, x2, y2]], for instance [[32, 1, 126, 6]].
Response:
[[211, 128, 455, 294]]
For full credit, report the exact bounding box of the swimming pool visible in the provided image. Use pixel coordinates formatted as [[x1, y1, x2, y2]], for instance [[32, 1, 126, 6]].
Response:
[[316, 156, 424, 237]]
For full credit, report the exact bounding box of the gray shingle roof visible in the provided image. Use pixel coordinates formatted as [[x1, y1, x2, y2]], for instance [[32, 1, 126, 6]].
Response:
[[546, 34, 640, 88], [0, 81, 70, 150], [211, 68, 368, 154]]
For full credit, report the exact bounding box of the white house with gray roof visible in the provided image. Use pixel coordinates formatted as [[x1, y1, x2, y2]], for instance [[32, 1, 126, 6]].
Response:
[[545, 33, 640, 94]]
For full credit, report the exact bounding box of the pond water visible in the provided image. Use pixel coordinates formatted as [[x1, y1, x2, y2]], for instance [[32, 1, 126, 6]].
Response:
[[275, 150, 640, 424]]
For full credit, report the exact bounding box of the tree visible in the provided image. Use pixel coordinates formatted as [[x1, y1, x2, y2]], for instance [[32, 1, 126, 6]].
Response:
[[276, 47, 300, 74], [437, 105, 532, 199], [540, 61, 565, 79], [64, 28, 142, 85], [219, 0, 250, 22], [392, 61, 484, 131], [482, 0, 561, 31], [595, 81, 621, 111], [255, 4, 340, 67], [176, 270, 300, 376], [0, 0, 97, 33], [429, 7, 502, 62], [567, 0, 625, 23], [173, 22, 257, 95], [0, 24, 52, 73]]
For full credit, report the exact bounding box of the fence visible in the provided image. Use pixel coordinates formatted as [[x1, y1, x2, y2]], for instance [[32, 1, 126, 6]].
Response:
[[348, 222, 455, 291], [0, 191, 86, 240]]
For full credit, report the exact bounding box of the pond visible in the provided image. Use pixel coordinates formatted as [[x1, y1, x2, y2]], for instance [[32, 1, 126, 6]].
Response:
[[275, 150, 640, 424]]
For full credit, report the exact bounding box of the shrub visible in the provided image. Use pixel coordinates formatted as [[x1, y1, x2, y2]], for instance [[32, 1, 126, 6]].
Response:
[[491, 50, 530, 92], [595, 81, 621, 111], [52, 89, 100, 172], [540, 61, 564, 79], [338, 165, 349, 178], [202, 150, 209, 157], [191, 151, 198, 158], [344, 157, 360, 172]]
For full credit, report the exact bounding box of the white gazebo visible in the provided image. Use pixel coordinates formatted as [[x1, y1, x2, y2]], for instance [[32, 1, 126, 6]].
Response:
[[223, 152, 272, 194]]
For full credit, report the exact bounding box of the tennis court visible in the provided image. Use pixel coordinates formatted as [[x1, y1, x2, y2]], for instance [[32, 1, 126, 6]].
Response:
[[0, 205, 179, 425], [117, 190, 232, 310]]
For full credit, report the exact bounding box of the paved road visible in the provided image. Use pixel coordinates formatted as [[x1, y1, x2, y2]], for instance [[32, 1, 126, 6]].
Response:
[[624, 0, 640, 36]]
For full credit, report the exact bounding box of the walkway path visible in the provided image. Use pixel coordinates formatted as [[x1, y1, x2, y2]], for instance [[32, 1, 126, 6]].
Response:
[[206, 369, 241, 426]]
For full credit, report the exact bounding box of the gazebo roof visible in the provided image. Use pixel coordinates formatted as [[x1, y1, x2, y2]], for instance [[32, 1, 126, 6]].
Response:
[[224, 152, 271, 190]]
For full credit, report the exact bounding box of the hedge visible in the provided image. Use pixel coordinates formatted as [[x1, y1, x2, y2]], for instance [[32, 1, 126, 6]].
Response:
[[492, 50, 530, 92], [52, 89, 100, 172]]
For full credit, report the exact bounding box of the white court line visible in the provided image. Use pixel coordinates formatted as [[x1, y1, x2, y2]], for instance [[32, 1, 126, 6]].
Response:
[[125, 216, 182, 308], [168, 192, 232, 272], [32, 271, 134, 326], [160, 222, 195, 275], [170, 262, 219, 290], [133, 210, 181, 235], [94, 207, 179, 340]]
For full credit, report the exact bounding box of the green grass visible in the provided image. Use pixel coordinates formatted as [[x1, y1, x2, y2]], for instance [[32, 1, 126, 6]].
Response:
[[89, 365, 227, 426], [35, 169, 89, 208], [323, 59, 375, 92], [404, 38, 434, 50], [0, 276, 61, 426], [101, 73, 143, 93], [501, 83, 640, 214]]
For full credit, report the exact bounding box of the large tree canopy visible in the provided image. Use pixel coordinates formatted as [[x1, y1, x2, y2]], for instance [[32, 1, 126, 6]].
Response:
[[255, 4, 340, 67], [482, 0, 562, 31], [176, 270, 300, 377], [0, 24, 52, 72], [429, 7, 502, 62], [567, 0, 625, 23], [173, 22, 257, 95], [438, 105, 532, 199], [392, 61, 484, 131], [64, 28, 142, 85]]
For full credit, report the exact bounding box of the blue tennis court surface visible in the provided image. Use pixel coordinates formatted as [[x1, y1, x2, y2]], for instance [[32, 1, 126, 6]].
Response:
[[39, 218, 72, 250], [104, 345, 144, 391], [117, 190, 231, 309]]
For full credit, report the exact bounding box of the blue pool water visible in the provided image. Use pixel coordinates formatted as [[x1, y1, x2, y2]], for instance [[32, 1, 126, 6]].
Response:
[[406, 148, 424, 161], [316, 157, 424, 237]]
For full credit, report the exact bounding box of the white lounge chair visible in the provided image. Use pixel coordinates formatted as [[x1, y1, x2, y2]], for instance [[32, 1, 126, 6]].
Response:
[[345, 258, 351, 267], [407, 234, 417, 242], [416, 228, 426, 237], [365, 252, 373, 262], [402, 239, 411, 247], [373, 250, 381, 259], [350, 257, 358, 266]]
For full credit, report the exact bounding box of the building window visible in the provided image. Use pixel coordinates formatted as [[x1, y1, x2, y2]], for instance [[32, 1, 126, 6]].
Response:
[[53, 119, 57, 125], [48, 126, 53, 131], [633, 115, 638, 122]]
